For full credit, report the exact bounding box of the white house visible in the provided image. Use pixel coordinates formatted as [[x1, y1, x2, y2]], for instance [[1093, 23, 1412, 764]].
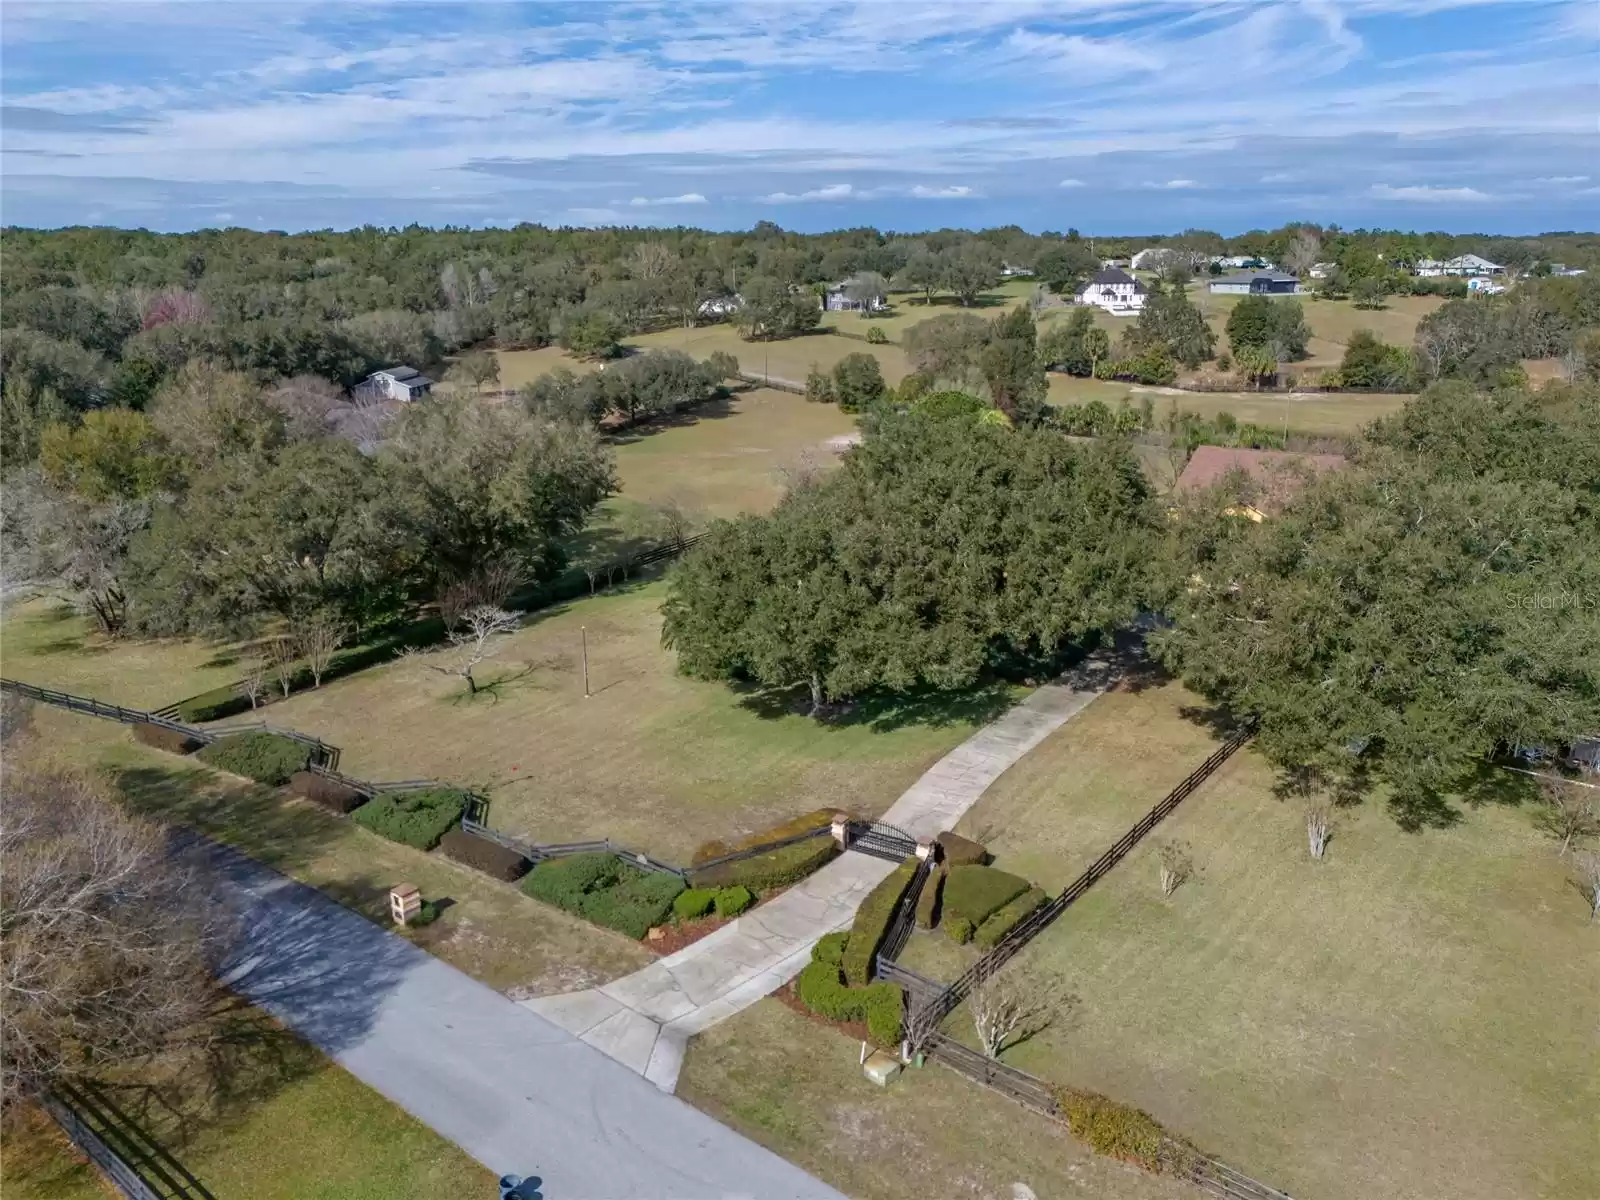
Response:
[[1549, 263, 1588, 277], [1467, 277, 1506, 295], [1130, 248, 1164, 271], [1076, 266, 1146, 315], [1415, 253, 1505, 277], [1308, 262, 1337, 279], [824, 279, 888, 312], [1210, 254, 1273, 271], [1000, 263, 1036, 278], [697, 295, 742, 319], [360, 365, 433, 401]]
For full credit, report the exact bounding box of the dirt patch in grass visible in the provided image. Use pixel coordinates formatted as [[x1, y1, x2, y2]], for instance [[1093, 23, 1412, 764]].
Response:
[[678, 998, 1204, 1200]]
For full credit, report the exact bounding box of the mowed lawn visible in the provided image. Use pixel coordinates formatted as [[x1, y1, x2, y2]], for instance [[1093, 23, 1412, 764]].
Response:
[[679, 999, 1205, 1200], [16, 707, 653, 997], [1, 598, 244, 709], [938, 682, 1598, 1200], [255, 583, 1008, 863], [1, 1011, 490, 1200]]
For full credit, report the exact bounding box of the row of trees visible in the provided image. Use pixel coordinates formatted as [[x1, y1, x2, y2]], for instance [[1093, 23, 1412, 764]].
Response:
[[522, 349, 738, 426], [663, 376, 1600, 825]]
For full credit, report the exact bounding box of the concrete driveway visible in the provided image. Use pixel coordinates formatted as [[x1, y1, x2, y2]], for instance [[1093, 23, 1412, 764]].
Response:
[[203, 840, 846, 1200]]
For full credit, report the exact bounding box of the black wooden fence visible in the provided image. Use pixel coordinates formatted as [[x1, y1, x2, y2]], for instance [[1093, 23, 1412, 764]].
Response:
[[878, 856, 931, 962], [908, 718, 1258, 1033], [918, 1035, 1295, 1200], [43, 1082, 213, 1200], [0, 679, 339, 769]]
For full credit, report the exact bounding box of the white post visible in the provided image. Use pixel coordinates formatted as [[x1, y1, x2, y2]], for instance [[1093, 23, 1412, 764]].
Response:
[[831, 813, 851, 850]]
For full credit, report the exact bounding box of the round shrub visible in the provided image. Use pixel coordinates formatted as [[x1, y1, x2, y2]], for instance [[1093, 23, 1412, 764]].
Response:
[[862, 982, 904, 1046], [713, 886, 754, 917], [673, 888, 717, 922], [865, 326, 889, 345], [195, 732, 310, 786]]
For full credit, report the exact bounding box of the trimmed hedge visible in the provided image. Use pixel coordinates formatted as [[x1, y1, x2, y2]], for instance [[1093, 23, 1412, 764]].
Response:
[[842, 861, 916, 987], [714, 885, 754, 917], [689, 808, 842, 892], [194, 732, 310, 786], [794, 938, 904, 1046], [132, 722, 203, 755], [522, 852, 685, 939], [437, 829, 530, 881], [915, 863, 945, 929], [946, 914, 975, 944], [288, 770, 369, 814], [673, 888, 716, 921], [1056, 1088, 1197, 1175], [813, 931, 849, 967], [937, 831, 989, 866], [943, 865, 1030, 928], [350, 787, 467, 851], [974, 886, 1046, 947]]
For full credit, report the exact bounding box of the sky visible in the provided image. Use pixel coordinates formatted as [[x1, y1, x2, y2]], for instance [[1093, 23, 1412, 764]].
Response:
[[1, 0, 1595, 235]]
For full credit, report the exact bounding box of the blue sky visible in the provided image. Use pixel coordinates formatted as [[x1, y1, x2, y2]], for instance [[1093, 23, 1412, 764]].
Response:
[[2, 1, 1595, 234]]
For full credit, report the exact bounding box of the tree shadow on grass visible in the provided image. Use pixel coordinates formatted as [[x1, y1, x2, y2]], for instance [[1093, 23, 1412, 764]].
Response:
[[735, 679, 1017, 734], [606, 393, 741, 446]]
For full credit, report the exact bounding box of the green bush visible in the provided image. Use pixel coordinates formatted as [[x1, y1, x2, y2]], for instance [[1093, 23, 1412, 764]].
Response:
[[974, 886, 1046, 947], [195, 732, 310, 786], [813, 931, 849, 968], [861, 982, 904, 1045], [915, 864, 944, 929], [406, 899, 443, 928], [350, 787, 468, 850], [580, 870, 684, 939], [842, 861, 916, 987], [522, 853, 684, 939], [936, 831, 988, 866], [865, 326, 889, 345], [689, 835, 838, 891], [943, 864, 1030, 927], [132, 722, 203, 755], [714, 886, 754, 917], [673, 888, 717, 922], [436, 829, 529, 881], [946, 914, 974, 944], [794, 947, 904, 1047], [288, 770, 369, 815]]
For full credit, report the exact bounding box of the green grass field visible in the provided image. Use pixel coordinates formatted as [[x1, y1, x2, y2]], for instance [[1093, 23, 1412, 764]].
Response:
[[1, 1008, 491, 1200], [678, 998, 1202, 1200], [918, 680, 1599, 1200], [254, 583, 1013, 863]]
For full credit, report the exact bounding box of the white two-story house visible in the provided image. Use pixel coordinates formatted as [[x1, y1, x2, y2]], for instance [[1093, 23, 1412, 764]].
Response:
[[1075, 266, 1147, 315]]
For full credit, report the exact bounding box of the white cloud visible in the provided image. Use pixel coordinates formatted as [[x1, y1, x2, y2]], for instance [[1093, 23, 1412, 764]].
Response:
[[1058, 178, 1086, 188], [910, 184, 974, 199], [1003, 29, 1164, 80], [1370, 183, 1493, 202], [1533, 175, 1589, 184], [759, 182, 856, 203], [1260, 171, 1300, 183], [1144, 179, 1200, 189], [628, 192, 708, 206]]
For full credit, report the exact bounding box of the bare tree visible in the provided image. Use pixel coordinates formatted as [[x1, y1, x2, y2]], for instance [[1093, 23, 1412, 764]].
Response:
[[651, 498, 700, 551], [264, 375, 344, 440], [1282, 230, 1322, 277], [1574, 851, 1600, 921], [266, 635, 298, 699], [438, 561, 523, 628], [1306, 800, 1333, 860], [1159, 840, 1194, 898], [239, 659, 268, 711], [406, 605, 520, 696], [292, 614, 347, 689], [968, 959, 1078, 1059], [1537, 777, 1600, 856], [1, 768, 229, 1108]]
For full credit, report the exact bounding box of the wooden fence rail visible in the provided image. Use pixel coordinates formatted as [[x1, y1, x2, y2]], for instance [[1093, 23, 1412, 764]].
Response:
[[44, 1083, 213, 1200], [910, 718, 1258, 1033]]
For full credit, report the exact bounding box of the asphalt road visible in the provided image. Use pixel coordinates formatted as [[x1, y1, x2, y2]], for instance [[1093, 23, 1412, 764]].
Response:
[[203, 840, 847, 1200]]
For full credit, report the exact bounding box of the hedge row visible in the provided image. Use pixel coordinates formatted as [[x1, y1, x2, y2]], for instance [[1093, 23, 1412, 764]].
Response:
[[672, 885, 755, 921], [132, 722, 203, 755], [943, 865, 1030, 930], [521, 852, 684, 939], [437, 829, 530, 881], [936, 831, 989, 866], [194, 732, 310, 786], [794, 936, 904, 1045], [350, 787, 467, 851], [287, 770, 369, 814], [689, 808, 842, 891], [915, 864, 945, 929], [974, 886, 1046, 947], [1054, 1087, 1199, 1176], [842, 860, 917, 987]]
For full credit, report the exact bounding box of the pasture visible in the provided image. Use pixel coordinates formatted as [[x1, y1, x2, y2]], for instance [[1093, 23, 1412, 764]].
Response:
[[1190, 290, 1444, 368], [253, 583, 1012, 863], [915, 680, 1599, 1200]]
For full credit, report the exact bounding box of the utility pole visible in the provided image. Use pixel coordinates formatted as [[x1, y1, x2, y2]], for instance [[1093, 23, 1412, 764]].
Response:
[[581, 626, 590, 697]]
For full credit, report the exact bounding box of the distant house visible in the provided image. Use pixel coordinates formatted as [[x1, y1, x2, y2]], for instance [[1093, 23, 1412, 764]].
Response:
[[1308, 262, 1337, 279], [1571, 736, 1600, 775], [1075, 266, 1146, 315], [1000, 263, 1036, 278], [1208, 270, 1302, 296], [1467, 277, 1506, 295], [824, 279, 888, 312], [1415, 254, 1505, 278], [1130, 248, 1164, 271], [697, 294, 742, 319], [1175, 446, 1347, 521], [360, 365, 433, 402], [1210, 255, 1272, 271], [1549, 263, 1588, 277]]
